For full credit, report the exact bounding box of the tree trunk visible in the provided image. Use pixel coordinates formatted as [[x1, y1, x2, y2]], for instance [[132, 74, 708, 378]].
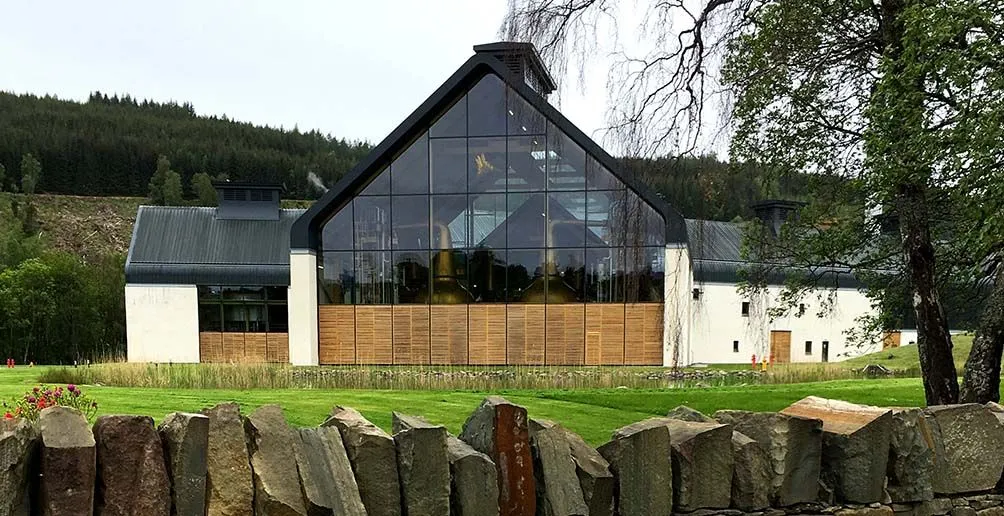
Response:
[[960, 270, 1004, 403]]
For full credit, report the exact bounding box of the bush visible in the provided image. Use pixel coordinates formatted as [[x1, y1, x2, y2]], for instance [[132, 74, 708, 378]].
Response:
[[3, 384, 98, 423]]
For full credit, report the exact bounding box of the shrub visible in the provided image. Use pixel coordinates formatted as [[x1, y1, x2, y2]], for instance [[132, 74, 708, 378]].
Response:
[[3, 384, 98, 423]]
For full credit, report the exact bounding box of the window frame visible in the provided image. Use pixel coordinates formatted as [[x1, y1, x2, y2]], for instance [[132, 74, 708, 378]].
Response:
[[198, 285, 288, 333]]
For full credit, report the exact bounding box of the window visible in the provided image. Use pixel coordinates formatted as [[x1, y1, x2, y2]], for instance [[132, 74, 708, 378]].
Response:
[[798, 303, 806, 317], [198, 286, 287, 332], [692, 288, 701, 300], [741, 302, 750, 316], [805, 341, 813, 354], [733, 340, 739, 353]]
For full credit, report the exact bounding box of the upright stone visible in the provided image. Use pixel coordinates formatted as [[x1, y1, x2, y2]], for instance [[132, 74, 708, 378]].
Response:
[[39, 406, 96, 516], [459, 396, 536, 516], [158, 412, 209, 516], [447, 435, 499, 516], [597, 418, 672, 516], [781, 397, 892, 503], [392, 413, 450, 516], [660, 418, 733, 511], [666, 405, 714, 423], [0, 418, 38, 516], [93, 415, 171, 516], [528, 419, 588, 516], [322, 406, 401, 516], [559, 426, 614, 516], [201, 403, 253, 516], [713, 409, 822, 506], [295, 426, 367, 516], [730, 431, 771, 511], [887, 408, 934, 503], [923, 404, 1004, 494], [243, 405, 307, 516]]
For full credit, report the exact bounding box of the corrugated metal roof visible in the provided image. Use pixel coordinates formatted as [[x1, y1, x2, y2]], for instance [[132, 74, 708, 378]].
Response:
[[125, 206, 306, 285]]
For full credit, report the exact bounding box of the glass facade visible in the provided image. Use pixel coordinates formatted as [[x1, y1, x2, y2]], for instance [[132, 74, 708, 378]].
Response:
[[319, 73, 665, 305], [198, 286, 288, 332]]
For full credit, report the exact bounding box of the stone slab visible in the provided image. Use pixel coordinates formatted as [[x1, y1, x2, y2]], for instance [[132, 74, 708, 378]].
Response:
[[295, 426, 367, 516], [923, 404, 1004, 495], [244, 405, 307, 516], [158, 412, 209, 516], [392, 412, 450, 516], [447, 435, 500, 516], [459, 396, 536, 516], [93, 415, 171, 516], [39, 407, 96, 516], [887, 408, 934, 503], [323, 406, 401, 516], [201, 403, 253, 516], [597, 418, 672, 516], [528, 419, 588, 516], [0, 418, 38, 516]]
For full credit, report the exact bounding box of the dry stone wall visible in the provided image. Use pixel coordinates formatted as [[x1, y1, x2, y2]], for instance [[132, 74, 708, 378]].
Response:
[[5, 397, 1004, 515]]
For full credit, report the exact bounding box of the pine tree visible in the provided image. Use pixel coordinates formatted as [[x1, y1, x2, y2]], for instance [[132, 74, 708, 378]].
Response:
[[163, 170, 183, 206], [148, 155, 171, 205], [190, 172, 217, 206], [20, 154, 41, 195], [0, 163, 6, 192]]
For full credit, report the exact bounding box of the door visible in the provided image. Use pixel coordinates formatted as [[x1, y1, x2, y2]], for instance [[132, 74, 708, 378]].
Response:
[[821, 340, 829, 363], [883, 331, 901, 350], [770, 330, 792, 364]]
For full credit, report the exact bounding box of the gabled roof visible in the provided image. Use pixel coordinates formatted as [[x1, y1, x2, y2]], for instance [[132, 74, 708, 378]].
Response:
[[126, 206, 305, 285], [290, 48, 687, 251]]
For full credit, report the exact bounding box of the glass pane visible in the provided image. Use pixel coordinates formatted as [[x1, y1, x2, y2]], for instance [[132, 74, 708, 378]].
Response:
[[586, 190, 626, 247], [394, 251, 429, 304], [320, 251, 354, 304], [506, 136, 546, 191], [468, 74, 507, 137], [625, 246, 665, 302], [430, 138, 467, 193], [354, 196, 391, 250], [198, 286, 221, 301], [431, 194, 469, 249], [508, 87, 545, 135], [321, 204, 353, 250], [547, 192, 587, 248], [391, 134, 429, 194], [623, 192, 666, 247], [430, 249, 472, 304], [355, 250, 393, 304], [586, 156, 624, 190], [506, 192, 546, 248], [265, 286, 287, 301], [223, 304, 247, 332], [199, 304, 222, 332], [247, 305, 267, 332], [507, 249, 546, 302], [469, 248, 506, 302], [359, 167, 390, 196], [549, 248, 585, 302], [547, 125, 586, 190], [267, 304, 288, 332], [585, 248, 625, 302], [469, 193, 506, 249], [468, 137, 507, 193], [430, 95, 466, 138], [222, 286, 264, 302], [392, 195, 430, 249]]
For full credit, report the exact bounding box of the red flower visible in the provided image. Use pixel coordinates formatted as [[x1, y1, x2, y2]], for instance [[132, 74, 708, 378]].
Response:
[[3, 412, 12, 420]]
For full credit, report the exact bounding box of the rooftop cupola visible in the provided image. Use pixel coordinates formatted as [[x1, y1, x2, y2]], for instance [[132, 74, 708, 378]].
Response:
[[213, 182, 282, 220], [751, 199, 805, 237], [474, 41, 557, 97]]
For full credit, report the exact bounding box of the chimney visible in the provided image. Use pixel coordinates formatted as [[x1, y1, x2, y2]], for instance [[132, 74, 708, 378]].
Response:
[[474, 42, 557, 97], [751, 199, 805, 237], [213, 182, 282, 221]]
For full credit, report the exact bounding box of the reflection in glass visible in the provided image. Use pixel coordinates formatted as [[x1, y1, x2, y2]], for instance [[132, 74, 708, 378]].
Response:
[[430, 96, 466, 138], [430, 248, 472, 304], [468, 137, 507, 192], [508, 88, 545, 135], [267, 305, 288, 332], [394, 251, 429, 304], [430, 138, 467, 193], [468, 74, 507, 136], [469, 193, 506, 248], [507, 249, 545, 302], [354, 197, 391, 250], [469, 248, 506, 302], [392, 195, 429, 249], [247, 305, 266, 332], [506, 193, 546, 248], [199, 304, 222, 331], [547, 192, 587, 248], [391, 134, 429, 194], [547, 126, 586, 190], [585, 157, 623, 191], [506, 136, 546, 191], [431, 195, 469, 249], [586, 247, 625, 302], [549, 247, 585, 302], [223, 305, 247, 332], [623, 192, 666, 247], [586, 190, 626, 247], [320, 251, 354, 304], [356, 250, 393, 304], [321, 205, 353, 250], [625, 246, 665, 302], [359, 168, 390, 195]]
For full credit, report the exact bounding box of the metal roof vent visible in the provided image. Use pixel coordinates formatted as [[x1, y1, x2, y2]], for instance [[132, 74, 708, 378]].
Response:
[[213, 182, 282, 220], [751, 199, 805, 238], [474, 42, 557, 97]]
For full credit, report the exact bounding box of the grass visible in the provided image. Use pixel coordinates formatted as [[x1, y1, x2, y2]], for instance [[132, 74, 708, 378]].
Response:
[[843, 334, 973, 373]]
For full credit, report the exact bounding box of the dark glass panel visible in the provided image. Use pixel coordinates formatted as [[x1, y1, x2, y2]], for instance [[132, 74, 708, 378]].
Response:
[[321, 204, 353, 250], [198, 286, 221, 301], [392, 195, 430, 249], [585, 247, 625, 302], [430, 95, 467, 138], [625, 246, 665, 302], [468, 137, 507, 192], [547, 192, 587, 248], [507, 87, 546, 135], [198, 304, 222, 332], [430, 249, 472, 304], [506, 192, 546, 248], [506, 249, 546, 302], [469, 193, 506, 249], [430, 138, 467, 193], [353, 196, 391, 250], [267, 304, 288, 332], [319, 251, 354, 304], [623, 192, 666, 247], [394, 251, 430, 304], [222, 304, 247, 332], [359, 167, 390, 196], [247, 305, 267, 332], [468, 74, 507, 137], [222, 286, 264, 302], [355, 250, 393, 304], [265, 286, 287, 301], [391, 133, 429, 194], [586, 190, 626, 247], [506, 136, 546, 191], [549, 247, 585, 302], [431, 194, 469, 249], [469, 248, 506, 302], [547, 125, 586, 190], [585, 156, 624, 190]]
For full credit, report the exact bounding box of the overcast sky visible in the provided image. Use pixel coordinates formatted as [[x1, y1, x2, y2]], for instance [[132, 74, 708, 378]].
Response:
[[1, 1, 612, 145]]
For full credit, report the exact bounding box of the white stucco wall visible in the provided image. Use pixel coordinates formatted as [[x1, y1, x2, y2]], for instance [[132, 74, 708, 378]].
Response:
[[288, 250, 319, 366], [125, 284, 200, 363], [663, 245, 692, 367]]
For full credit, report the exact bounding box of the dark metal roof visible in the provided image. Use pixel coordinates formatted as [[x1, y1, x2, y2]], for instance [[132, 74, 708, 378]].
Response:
[[290, 51, 687, 251], [125, 206, 306, 285], [473, 42, 558, 95]]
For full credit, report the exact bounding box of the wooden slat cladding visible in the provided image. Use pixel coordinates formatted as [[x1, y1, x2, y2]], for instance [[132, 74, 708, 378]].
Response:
[[431, 305, 468, 364], [393, 306, 431, 365], [585, 304, 625, 365], [545, 305, 585, 365], [355, 306, 394, 364], [199, 333, 223, 363], [266, 333, 289, 363], [319, 306, 356, 365], [625, 303, 664, 365], [507, 305, 545, 365], [222, 333, 246, 362], [469, 305, 507, 364], [245, 333, 268, 362]]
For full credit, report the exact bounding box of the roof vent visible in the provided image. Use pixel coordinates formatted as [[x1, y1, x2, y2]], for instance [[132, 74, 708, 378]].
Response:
[[751, 199, 805, 238], [474, 42, 557, 97], [213, 182, 282, 220]]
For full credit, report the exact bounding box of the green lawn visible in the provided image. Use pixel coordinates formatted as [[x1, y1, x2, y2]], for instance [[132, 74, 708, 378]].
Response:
[[842, 334, 973, 372], [0, 366, 931, 445]]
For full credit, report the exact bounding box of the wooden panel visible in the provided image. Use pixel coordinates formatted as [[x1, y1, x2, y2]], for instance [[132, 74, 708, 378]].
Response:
[[222, 333, 246, 363], [546, 304, 585, 365], [770, 330, 792, 364], [625, 303, 663, 365], [245, 333, 268, 362], [883, 331, 901, 350], [199, 333, 223, 363], [585, 304, 625, 365], [507, 305, 545, 365], [431, 305, 468, 364], [266, 333, 289, 363], [355, 306, 394, 364], [469, 305, 507, 365], [393, 306, 430, 365], [319, 305, 356, 365]]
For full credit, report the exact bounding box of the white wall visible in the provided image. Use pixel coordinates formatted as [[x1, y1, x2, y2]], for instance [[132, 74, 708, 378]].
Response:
[[663, 245, 692, 367], [288, 250, 319, 366], [126, 284, 200, 363]]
